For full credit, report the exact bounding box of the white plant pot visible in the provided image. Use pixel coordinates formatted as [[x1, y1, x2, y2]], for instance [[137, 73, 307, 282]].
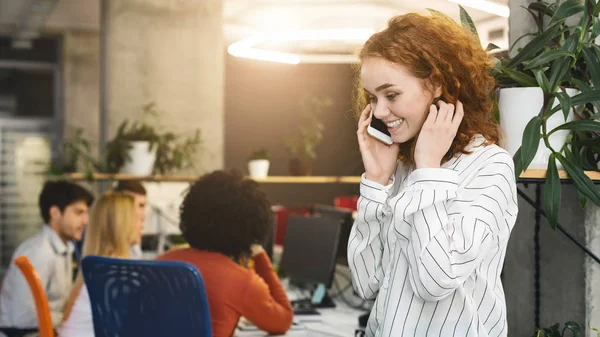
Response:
[[120, 141, 157, 176], [499, 87, 579, 170], [248, 159, 270, 178]]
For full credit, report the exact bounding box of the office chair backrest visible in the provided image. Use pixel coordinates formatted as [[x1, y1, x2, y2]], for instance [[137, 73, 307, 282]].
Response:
[[13, 256, 54, 337], [81, 256, 212, 337]]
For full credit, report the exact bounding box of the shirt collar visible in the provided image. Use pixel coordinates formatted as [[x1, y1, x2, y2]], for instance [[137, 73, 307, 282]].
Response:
[[42, 226, 74, 256]]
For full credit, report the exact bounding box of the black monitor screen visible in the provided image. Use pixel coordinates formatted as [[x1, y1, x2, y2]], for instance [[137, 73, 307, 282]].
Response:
[[313, 205, 354, 266], [280, 215, 341, 287]]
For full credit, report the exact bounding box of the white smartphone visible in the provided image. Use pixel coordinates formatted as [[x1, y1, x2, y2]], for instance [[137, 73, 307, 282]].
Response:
[[367, 111, 393, 145]]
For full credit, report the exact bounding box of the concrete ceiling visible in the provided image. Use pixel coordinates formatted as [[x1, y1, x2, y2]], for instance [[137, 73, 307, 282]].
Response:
[[0, 0, 508, 57]]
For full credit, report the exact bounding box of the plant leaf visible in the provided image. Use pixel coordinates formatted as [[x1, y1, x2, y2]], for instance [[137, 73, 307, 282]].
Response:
[[426, 8, 454, 21], [459, 5, 479, 39], [568, 79, 600, 113], [521, 6, 544, 32], [549, 120, 600, 134], [513, 147, 524, 180], [549, 0, 584, 26], [521, 116, 543, 170], [509, 33, 537, 52], [594, 0, 600, 15], [592, 16, 600, 40], [524, 50, 576, 70], [556, 153, 600, 207], [582, 46, 600, 89], [547, 34, 579, 91], [508, 24, 562, 67], [562, 321, 582, 336], [502, 66, 538, 87], [571, 89, 600, 106], [543, 153, 561, 229], [533, 69, 550, 93], [554, 91, 572, 121], [529, 1, 556, 16], [486, 43, 501, 52]]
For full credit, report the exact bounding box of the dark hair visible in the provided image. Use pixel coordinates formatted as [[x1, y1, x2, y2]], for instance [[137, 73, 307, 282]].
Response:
[[179, 170, 271, 258], [113, 180, 147, 195], [39, 180, 94, 224], [355, 13, 499, 165]]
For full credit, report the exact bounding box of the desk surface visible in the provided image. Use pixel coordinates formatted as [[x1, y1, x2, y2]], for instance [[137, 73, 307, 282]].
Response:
[[235, 269, 367, 337], [234, 301, 365, 337]]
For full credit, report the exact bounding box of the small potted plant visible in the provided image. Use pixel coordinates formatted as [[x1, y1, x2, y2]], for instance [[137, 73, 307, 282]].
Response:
[[247, 148, 270, 179], [282, 96, 332, 176], [104, 103, 202, 175]]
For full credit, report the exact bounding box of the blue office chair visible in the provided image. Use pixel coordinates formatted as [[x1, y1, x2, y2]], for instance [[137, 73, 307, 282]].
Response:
[[81, 256, 212, 337]]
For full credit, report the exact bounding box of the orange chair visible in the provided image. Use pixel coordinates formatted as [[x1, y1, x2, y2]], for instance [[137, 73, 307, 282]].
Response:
[[14, 256, 54, 337]]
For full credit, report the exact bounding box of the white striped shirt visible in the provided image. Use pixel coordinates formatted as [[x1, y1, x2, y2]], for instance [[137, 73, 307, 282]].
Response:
[[348, 136, 518, 337]]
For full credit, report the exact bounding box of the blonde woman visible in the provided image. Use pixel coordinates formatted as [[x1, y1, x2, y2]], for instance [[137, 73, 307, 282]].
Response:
[[59, 192, 142, 337]]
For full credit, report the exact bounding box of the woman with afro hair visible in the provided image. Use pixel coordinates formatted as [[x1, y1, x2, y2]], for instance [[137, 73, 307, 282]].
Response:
[[157, 170, 293, 337]]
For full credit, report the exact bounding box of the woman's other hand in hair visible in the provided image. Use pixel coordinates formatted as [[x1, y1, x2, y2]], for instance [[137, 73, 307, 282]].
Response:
[[414, 100, 463, 169]]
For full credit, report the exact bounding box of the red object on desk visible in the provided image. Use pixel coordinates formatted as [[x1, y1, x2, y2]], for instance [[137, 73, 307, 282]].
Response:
[[273, 207, 310, 245], [334, 195, 359, 211]]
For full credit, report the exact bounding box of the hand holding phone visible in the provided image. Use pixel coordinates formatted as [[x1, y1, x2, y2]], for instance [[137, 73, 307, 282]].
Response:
[[356, 105, 399, 185]]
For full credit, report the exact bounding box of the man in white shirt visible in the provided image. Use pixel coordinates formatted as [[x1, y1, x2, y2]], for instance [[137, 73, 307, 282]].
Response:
[[0, 180, 93, 329], [113, 180, 146, 258]]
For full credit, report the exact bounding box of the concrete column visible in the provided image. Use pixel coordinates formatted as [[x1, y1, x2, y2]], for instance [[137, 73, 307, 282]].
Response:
[[63, 31, 100, 154], [508, 0, 538, 56], [585, 206, 600, 335], [106, 0, 224, 173]]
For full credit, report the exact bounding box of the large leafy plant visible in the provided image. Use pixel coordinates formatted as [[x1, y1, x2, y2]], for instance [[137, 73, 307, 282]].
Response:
[[459, 0, 600, 227]]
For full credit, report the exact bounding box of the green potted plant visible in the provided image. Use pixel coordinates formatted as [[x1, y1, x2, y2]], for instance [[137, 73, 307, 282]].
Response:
[[247, 148, 270, 179], [282, 96, 332, 176], [104, 103, 202, 175], [459, 1, 600, 227]]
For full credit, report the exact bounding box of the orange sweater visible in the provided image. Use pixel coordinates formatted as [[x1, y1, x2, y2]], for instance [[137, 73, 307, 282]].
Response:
[[157, 249, 293, 337]]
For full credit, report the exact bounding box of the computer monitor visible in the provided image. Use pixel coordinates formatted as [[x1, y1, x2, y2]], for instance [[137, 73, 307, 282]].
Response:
[[280, 214, 341, 288], [312, 204, 354, 266]]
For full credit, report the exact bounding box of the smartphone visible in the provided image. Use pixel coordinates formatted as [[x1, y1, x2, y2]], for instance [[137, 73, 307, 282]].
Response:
[[367, 111, 393, 145]]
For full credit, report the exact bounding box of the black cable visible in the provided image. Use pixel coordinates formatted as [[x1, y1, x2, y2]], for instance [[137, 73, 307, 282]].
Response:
[[331, 271, 369, 310], [534, 185, 541, 329]]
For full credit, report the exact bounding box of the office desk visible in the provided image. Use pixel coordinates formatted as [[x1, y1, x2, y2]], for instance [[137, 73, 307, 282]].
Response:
[[235, 269, 368, 337], [234, 301, 364, 337]]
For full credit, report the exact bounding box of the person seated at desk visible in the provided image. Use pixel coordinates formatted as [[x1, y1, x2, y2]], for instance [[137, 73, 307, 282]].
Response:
[[60, 192, 143, 337], [113, 180, 147, 258], [0, 180, 93, 330], [157, 170, 293, 337], [74, 180, 147, 261]]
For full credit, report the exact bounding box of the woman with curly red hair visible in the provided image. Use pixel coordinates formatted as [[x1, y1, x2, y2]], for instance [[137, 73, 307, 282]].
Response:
[[348, 13, 518, 337]]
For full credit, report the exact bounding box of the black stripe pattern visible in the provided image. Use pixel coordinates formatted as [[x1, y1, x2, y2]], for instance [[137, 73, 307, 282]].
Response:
[[348, 137, 518, 337]]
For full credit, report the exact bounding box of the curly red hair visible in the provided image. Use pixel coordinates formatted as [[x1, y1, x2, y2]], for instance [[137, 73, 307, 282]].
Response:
[[355, 12, 499, 164]]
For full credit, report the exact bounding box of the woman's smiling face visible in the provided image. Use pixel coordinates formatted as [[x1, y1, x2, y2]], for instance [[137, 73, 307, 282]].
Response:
[[361, 57, 441, 144]]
